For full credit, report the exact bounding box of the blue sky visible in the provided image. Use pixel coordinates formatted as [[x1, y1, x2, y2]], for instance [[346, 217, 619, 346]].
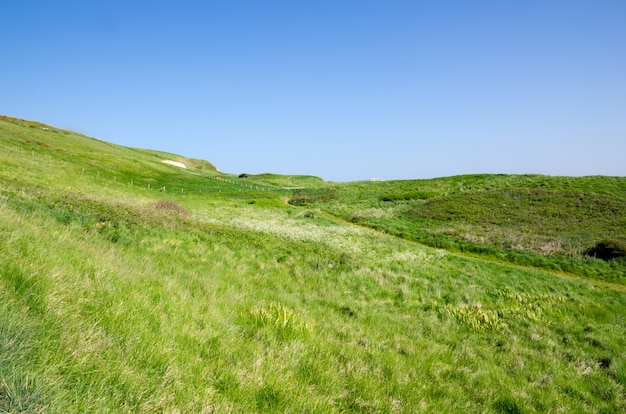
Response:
[[2, 1, 625, 181]]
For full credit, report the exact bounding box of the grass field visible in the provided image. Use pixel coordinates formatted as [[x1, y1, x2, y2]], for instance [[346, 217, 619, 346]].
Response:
[[1, 114, 625, 412]]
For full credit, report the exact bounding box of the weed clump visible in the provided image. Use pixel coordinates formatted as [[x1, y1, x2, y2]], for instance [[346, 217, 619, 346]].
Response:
[[442, 304, 503, 332], [153, 199, 190, 216], [245, 302, 309, 339]]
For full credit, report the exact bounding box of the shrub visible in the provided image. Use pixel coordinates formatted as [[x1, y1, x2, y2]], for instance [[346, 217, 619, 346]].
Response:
[[585, 239, 626, 261], [379, 191, 435, 202], [288, 190, 337, 206], [97, 222, 133, 244], [247, 199, 285, 208]]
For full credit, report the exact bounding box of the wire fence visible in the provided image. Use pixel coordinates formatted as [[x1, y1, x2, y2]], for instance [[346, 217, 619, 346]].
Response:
[[75, 167, 305, 194], [12, 146, 308, 195]]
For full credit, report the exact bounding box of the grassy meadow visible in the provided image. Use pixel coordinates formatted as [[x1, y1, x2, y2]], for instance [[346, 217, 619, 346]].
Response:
[[1, 114, 625, 413]]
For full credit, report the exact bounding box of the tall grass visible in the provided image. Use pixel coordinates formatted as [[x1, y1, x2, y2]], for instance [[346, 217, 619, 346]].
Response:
[[1, 116, 625, 412], [2, 181, 625, 412]]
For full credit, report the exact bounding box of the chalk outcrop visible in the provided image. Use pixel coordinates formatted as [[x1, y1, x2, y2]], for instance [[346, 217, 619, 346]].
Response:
[[161, 160, 187, 169]]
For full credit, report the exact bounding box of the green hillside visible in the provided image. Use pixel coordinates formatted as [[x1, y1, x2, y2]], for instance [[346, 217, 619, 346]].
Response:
[[294, 175, 626, 284], [1, 115, 625, 413]]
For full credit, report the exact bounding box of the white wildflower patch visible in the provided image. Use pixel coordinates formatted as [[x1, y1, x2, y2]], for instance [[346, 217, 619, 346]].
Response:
[[388, 249, 446, 263], [221, 216, 368, 254], [350, 208, 394, 220], [198, 206, 446, 262], [198, 206, 378, 254]]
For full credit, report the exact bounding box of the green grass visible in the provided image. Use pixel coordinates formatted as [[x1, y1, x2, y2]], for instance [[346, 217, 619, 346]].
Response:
[[1, 115, 625, 412], [298, 175, 626, 284]]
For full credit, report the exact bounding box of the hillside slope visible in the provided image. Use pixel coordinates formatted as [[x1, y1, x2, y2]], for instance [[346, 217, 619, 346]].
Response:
[[293, 174, 626, 284], [1, 116, 625, 413]]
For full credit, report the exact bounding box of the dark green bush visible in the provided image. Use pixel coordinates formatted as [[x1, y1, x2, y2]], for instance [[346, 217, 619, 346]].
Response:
[[288, 190, 337, 206], [247, 198, 285, 208], [585, 239, 626, 261], [379, 191, 435, 202]]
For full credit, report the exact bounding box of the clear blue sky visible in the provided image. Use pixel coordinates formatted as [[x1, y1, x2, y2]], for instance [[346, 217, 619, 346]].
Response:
[[2, 1, 625, 181]]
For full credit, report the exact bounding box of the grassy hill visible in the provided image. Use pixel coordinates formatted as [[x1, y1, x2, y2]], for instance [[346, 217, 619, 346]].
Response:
[[1, 115, 625, 413], [293, 175, 626, 285]]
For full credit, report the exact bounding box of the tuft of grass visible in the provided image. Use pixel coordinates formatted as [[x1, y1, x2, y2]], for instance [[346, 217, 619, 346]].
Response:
[[0, 375, 49, 414], [245, 302, 310, 338], [440, 304, 504, 332]]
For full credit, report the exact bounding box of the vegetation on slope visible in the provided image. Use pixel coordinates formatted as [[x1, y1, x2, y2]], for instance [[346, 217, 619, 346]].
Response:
[[1, 116, 625, 412], [295, 175, 626, 284]]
